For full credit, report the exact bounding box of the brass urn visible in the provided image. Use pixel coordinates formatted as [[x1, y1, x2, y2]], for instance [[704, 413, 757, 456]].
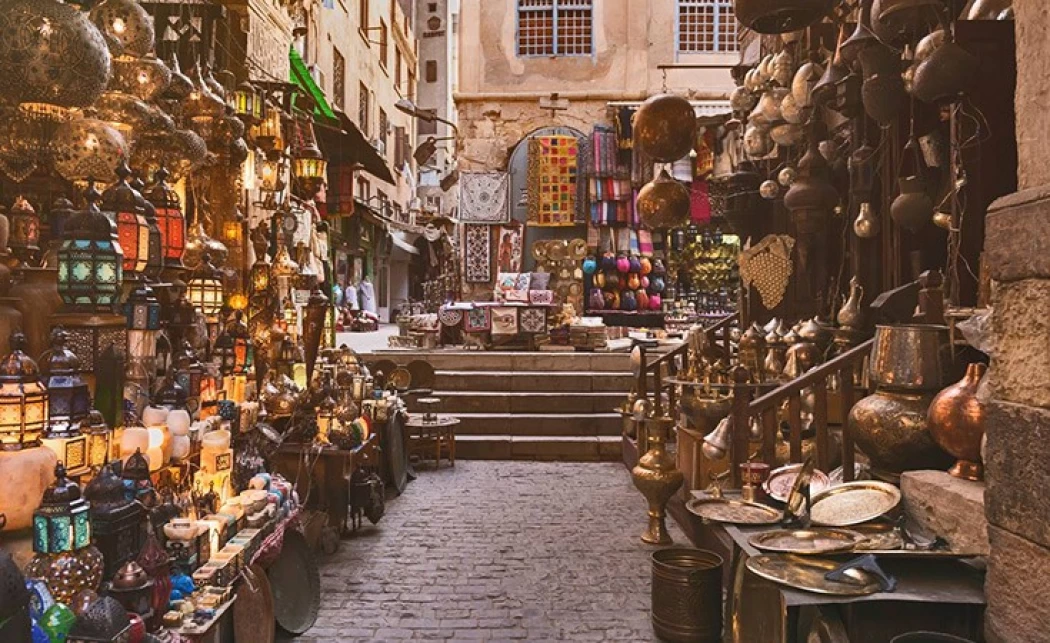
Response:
[[633, 94, 697, 162], [849, 389, 953, 480], [637, 169, 691, 230], [927, 362, 987, 481], [632, 416, 684, 545]]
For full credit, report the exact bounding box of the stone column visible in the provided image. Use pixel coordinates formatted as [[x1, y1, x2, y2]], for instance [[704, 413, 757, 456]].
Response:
[[983, 2, 1050, 640]]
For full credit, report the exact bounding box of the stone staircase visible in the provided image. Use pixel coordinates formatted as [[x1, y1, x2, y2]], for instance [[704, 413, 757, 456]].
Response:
[[371, 351, 634, 461]]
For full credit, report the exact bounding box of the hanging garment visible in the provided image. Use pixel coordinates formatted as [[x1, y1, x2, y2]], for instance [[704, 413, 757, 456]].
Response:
[[359, 279, 377, 315], [463, 224, 493, 283], [690, 180, 712, 225]]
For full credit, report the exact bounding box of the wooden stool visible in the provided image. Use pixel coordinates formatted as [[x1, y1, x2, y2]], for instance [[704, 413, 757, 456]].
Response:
[[406, 413, 459, 468]]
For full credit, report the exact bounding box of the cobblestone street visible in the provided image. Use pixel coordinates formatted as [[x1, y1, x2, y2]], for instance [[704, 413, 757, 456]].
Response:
[[292, 461, 684, 642]]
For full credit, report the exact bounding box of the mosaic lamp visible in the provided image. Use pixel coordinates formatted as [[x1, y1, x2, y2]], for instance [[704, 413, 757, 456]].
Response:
[[40, 329, 92, 477], [89, 0, 155, 58], [57, 184, 124, 312], [8, 196, 41, 265], [25, 463, 105, 604], [130, 174, 163, 280], [143, 168, 184, 269], [101, 161, 150, 276], [186, 253, 224, 318], [0, 332, 49, 451], [52, 117, 128, 192], [111, 53, 171, 102]]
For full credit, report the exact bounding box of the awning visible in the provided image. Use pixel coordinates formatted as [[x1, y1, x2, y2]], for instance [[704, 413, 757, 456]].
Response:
[[315, 111, 396, 185], [389, 230, 419, 256], [289, 47, 337, 123]]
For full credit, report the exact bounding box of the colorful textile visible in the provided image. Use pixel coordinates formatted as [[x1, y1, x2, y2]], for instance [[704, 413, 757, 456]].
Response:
[[460, 171, 510, 223], [529, 289, 554, 305], [638, 229, 654, 256], [496, 272, 519, 293], [464, 224, 492, 283], [495, 225, 523, 273], [519, 308, 547, 334], [465, 307, 491, 332], [438, 306, 464, 327], [690, 180, 712, 225], [615, 107, 634, 151], [491, 307, 518, 335], [527, 135, 578, 227], [505, 289, 530, 303]]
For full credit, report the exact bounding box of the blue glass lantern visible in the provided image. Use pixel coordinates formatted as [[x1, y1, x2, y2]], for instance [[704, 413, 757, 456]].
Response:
[[124, 284, 161, 331], [57, 184, 125, 313]]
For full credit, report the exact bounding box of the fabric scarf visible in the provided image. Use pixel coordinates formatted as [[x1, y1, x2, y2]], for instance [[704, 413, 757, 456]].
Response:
[[690, 180, 712, 225], [460, 171, 510, 223], [615, 107, 634, 151]]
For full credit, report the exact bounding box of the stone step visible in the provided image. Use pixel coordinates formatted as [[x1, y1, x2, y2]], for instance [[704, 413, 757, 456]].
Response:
[[449, 412, 622, 437], [368, 350, 632, 373], [406, 391, 625, 415], [454, 435, 623, 462], [435, 370, 634, 393]]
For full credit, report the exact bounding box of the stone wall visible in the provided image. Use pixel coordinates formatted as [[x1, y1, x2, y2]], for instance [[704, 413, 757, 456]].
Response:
[[984, 2, 1050, 639]]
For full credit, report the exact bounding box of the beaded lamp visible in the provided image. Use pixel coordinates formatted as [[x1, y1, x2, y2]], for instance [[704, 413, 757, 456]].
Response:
[[101, 162, 149, 276], [0, 332, 49, 451], [57, 184, 124, 313]]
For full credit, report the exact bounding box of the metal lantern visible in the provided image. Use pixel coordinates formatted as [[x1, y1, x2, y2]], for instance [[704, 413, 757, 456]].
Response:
[[102, 162, 149, 276], [302, 286, 329, 384], [67, 595, 133, 643], [154, 369, 187, 410], [25, 464, 104, 604], [255, 101, 285, 152], [213, 312, 253, 377], [315, 395, 337, 447], [52, 118, 128, 190], [130, 175, 163, 280], [292, 117, 327, 194], [111, 54, 170, 102], [174, 342, 215, 404], [89, 0, 155, 58], [124, 283, 161, 331], [40, 329, 92, 477], [233, 82, 262, 124], [58, 184, 124, 312], [83, 410, 111, 472], [124, 284, 160, 389], [250, 256, 271, 293], [8, 196, 41, 264], [186, 254, 224, 319], [144, 168, 185, 268], [83, 462, 145, 579], [0, 332, 49, 451], [49, 313, 127, 376], [184, 64, 224, 140]]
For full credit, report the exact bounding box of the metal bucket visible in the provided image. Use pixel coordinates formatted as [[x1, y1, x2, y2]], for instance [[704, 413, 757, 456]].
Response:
[[651, 548, 724, 643]]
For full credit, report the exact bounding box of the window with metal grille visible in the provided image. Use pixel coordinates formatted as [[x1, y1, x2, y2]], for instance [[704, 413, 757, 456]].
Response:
[[676, 0, 738, 54], [379, 21, 389, 67], [379, 108, 389, 152], [359, 82, 371, 137], [333, 47, 346, 110], [516, 0, 593, 57]]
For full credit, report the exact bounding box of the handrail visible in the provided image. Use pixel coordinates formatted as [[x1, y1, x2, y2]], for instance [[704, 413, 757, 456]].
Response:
[[747, 340, 873, 411]]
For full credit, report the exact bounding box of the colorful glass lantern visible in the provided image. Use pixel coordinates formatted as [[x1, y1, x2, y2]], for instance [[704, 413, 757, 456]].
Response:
[[83, 410, 111, 472], [315, 394, 337, 447], [255, 101, 285, 152], [186, 254, 224, 318], [101, 162, 149, 275], [57, 184, 124, 313], [250, 256, 271, 294], [0, 332, 49, 451], [130, 175, 163, 280], [124, 283, 161, 331], [25, 463, 104, 604], [83, 461, 145, 582], [233, 82, 262, 124], [144, 168, 186, 268], [8, 196, 41, 263], [213, 312, 253, 377], [49, 313, 127, 375], [125, 285, 160, 390], [292, 131, 328, 195], [40, 330, 91, 477], [174, 342, 216, 404]]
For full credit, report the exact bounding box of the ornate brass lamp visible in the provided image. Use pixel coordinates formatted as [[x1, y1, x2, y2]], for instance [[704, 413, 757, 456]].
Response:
[[8, 196, 41, 264], [186, 254, 224, 319], [0, 332, 50, 451]]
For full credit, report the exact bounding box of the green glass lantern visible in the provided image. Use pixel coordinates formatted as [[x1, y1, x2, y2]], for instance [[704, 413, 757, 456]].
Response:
[[57, 184, 124, 312]]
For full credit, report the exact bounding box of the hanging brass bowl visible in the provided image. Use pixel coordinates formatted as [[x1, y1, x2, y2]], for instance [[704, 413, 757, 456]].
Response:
[[531, 240, 548, 261], [735, 0, 836, 34], [912, 41, 979, 104], [872, 0, 944, 44], [637, 169, 690, 230], [633, 94, 697, 162]]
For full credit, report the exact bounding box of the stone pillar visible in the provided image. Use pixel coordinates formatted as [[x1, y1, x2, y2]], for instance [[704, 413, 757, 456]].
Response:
[[983, 2, 1050, 640]]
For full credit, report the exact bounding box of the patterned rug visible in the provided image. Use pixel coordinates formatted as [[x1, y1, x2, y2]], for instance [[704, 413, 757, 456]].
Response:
[[491, 307, 519, 335], [527, 135, 578, 227], [465, 307, 491, 332], [460, 172, 510, 223], [464, 224, 492, 283], [519, 307, 547, 334]]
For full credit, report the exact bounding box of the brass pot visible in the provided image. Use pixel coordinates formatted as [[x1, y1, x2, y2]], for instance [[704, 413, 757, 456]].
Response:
[[862, 73, 906, 126], [912, 41, 979, 104], [927, 362, 987, 481], [735, 0, 835, 34], [634, 94, 697, 162], [632, 417, 684, 544], [869, 324, 952, 391], [651, 548, 723, 643], [891, 175, 933, 233], [637, 169, 691, 230], [849, 389, 953, 479]]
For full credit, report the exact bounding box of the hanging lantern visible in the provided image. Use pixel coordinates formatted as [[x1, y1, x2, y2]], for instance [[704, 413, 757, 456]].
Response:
[[213, 312, 253, 377], [0, 0, 113, 121], [57, 184, 124, 313], [130, 175, 163, 280], [111, 54, 170, 102], [124, 284, 160, 389], [184, 64, 225, 140], [250, 255, 271, 294], [101, 162, 149, 276], [83, 410, 111, 473], [89, 0, 155, 58], [40, 329, 92, 477], [51, 117, 128, 191], [8, 196, 41, 264], [233, 82, 262, 124], [292, 118, 328, 194], [255, 101, 285, 152], [83, 461, 146, 579], [258, 155, 285, 193], [144, 167, 185, 268], [302, 286, 329, 384], [281, 298, 299, 334], [0, 332, 49, 451], [25, 463, 104, 604], [186, 254, 224, 318]]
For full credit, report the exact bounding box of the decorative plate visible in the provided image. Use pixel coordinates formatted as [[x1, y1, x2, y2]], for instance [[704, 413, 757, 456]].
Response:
[[370, 359, 398, 388], [764, 463, 831, 504], [234, 565, 275, 643], [547, 239, 568, 262], [268, 530, 321, 634], [532, 241, 548, 261], [568, 238, 588, 260], [686, 497, 782, 525], [406, 360, 436, 390], [810, 481, 902, 527], [746, 554, 881, 596], [748, 528, 867, 555], [388, 367, 412, 391]]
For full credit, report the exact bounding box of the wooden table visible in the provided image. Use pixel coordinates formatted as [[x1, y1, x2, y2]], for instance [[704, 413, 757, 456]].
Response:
[[406, 414, 459, 468]]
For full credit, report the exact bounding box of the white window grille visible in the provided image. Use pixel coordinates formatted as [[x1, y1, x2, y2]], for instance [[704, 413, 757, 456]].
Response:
[[677, 0, 738, 54], [516, 0, 593, 57]]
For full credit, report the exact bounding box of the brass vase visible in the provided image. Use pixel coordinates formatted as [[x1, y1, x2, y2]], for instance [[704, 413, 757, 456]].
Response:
[[927, 362, 987, 481], [848, 389, 953, 481], [632, 416, 684, 545]]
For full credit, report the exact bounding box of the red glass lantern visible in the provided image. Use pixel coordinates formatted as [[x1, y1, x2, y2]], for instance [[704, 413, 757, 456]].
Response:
[[102, 162, 150, 275], [145, 167, 185, 268]]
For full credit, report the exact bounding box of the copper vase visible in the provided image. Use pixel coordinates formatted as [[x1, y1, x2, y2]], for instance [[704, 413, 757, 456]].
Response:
[[848, 389, 953, 481], [927, 362, 987, 481], [632, 417, 684, 545]]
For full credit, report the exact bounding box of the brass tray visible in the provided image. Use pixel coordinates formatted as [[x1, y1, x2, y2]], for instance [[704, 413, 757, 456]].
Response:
[[765, 462, 831, 504], [746, 554, 881, 596], [686, 497, 782, 525], [268, 530, 321, 635], [388, 367, 412, 391], [568, 238, 588, 260], [749, 529, 868, 555], [848, 523, 979, 558], [532, 241, 548, 261], [547, 239, 569, 262], [234, 565, 275, 643], [406, 360, 435, 390], [810, 481, 901, 527]]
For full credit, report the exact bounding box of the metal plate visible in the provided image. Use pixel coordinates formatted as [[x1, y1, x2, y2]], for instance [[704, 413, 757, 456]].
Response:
[[388, 367, 412, 391], [382, 410, 409, 495], [746, 554, 881, 596], [547, 239, 568, 262], [268, 530, 321, 635], [686, 497, 783, 525], [370, 359, 398, 388], [810, 481, 902, 527], [532, 241, 548, 261], [748, 529, 867, 555], [848, 523, 979, 558], [764, 463, 831, 504], [406, 360, 435, 390], [568, 238, 588, 260], [234, 565, 275, 643]]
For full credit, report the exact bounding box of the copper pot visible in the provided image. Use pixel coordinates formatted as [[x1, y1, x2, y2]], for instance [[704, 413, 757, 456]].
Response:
[[927, 362, 987, 481], [872, 0, 944, 44], [637, 169, 690, 230], [784, 128, 839, 232], [869, 324, 953, 391], [634, 94, 697, 163], [891, 175, 933, 233], [849, 388, 953, 480], [862, 73, 906, 125], [912, 41, 979, 104], [735, 0, 835, 34]]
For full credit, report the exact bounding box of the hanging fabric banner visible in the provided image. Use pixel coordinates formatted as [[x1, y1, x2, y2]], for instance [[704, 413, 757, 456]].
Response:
[[495, 224, 523, 273], [459, 171, 510, 223], [463, 224, 493, 283], [527, 135, 578, 227]]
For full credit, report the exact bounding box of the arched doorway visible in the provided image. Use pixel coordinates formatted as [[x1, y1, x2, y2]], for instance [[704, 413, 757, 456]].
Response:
[[507, 126, 586, 271]]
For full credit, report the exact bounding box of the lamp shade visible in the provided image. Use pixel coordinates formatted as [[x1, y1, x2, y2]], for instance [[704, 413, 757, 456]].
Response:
[[89, 0, 155, 58], [0, 332, 49, 450], [52, 117, 127, 188], [101, 162, 149, 275], [57, 184, 124, 312]]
